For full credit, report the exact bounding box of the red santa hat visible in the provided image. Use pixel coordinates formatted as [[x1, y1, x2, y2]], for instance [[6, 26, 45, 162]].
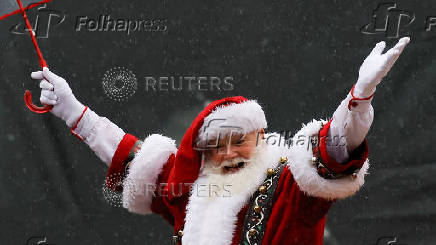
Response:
[[166, 96, 267, 200]]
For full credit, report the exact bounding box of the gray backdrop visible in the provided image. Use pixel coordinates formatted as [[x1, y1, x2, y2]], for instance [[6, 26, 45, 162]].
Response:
[[1, 0, 435, 244]]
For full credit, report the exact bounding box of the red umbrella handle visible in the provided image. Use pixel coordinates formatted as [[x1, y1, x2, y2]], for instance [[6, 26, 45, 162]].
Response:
[[17, 0, 52, 114], [24, 90, 53, 113]]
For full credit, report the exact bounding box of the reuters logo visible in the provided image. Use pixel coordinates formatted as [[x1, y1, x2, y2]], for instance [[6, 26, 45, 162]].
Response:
[[102, 66, 138, 102], [102, 172, 136, 208]]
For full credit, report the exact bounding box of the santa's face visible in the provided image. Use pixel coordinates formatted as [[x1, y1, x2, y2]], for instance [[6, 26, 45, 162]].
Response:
[[199, 133, 269, 198], [202, 129, 265, 174]]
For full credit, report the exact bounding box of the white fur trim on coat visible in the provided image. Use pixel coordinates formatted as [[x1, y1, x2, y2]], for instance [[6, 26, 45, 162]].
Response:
[[122, 134, 177, 214], [196, 100, 267, 147], [287, 119, 370, 200]]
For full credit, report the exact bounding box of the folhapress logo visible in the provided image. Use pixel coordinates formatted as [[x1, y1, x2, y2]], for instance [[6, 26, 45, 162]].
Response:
[[373, 236, 407, 245], [10, 4, 65, 38], [75, 15, 168, 35], [25, 235, 55, 245], [361, 3, 414, 38]]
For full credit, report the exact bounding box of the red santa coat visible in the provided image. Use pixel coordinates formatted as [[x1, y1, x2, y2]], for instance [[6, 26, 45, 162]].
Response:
[[106, 119, 369, 245]]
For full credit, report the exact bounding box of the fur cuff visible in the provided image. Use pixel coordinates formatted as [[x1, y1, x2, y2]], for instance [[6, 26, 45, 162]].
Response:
[[287, 119, 370, 200], [122, 134, 177, 214]]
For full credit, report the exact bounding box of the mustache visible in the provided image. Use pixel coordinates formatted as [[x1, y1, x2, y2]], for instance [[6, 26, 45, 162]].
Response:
[[211, 157, 252, 169]]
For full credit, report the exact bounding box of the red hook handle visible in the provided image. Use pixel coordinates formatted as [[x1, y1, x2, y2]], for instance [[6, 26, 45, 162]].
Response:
[[17, 0, 52, 114], [24, 90, 53, 113]]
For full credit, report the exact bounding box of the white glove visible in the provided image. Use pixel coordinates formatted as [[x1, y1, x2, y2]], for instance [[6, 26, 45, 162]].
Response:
[[31, 67, 86, 128], [31, 68, 125, 165], [354, 37, 410, 97]]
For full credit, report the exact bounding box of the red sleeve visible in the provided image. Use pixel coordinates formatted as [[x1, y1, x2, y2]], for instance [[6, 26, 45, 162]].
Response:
[[106, 133, 139, 192], [105, 133, 180, 226], [150, 153, 178, 226], [317, 119, 369, 176]]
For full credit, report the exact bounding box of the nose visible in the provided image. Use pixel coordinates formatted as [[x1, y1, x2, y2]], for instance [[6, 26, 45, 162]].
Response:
[[220, 145, 239, 162]]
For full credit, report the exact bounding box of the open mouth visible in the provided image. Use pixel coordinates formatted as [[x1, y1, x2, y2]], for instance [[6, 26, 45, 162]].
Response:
[[223, 161, 246, 173]]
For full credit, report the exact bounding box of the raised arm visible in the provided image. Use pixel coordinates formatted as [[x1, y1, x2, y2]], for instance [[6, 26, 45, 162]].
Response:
[[32, 68, 177, 217], [286, 37, 411, 201], [31, 68, 128, 166], [326, 37, 410, 163]]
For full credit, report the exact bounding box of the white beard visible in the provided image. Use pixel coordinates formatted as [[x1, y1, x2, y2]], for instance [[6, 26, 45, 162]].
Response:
[[196, 139, 271, 201], [182, 139, 280, 245]]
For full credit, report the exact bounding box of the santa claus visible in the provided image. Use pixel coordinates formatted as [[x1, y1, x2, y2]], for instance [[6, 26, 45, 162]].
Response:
[[31, 37, 410, 244]]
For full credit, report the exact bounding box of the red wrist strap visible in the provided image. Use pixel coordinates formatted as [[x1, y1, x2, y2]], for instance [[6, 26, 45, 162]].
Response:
[[348, 84, 375, 110], [70, 106, 88, 141]]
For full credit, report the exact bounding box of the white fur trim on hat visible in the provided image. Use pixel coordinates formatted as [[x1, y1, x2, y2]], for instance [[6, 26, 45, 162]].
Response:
[[122, 134, 177, 214], [196, 100, 267, 147], [287, 119, 370, 200]]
